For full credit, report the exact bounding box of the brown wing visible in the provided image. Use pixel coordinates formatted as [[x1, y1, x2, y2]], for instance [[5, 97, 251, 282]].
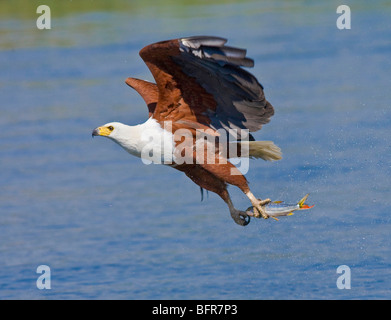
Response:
[[125, 78, 158, 117], [139, 36, 274, 135]]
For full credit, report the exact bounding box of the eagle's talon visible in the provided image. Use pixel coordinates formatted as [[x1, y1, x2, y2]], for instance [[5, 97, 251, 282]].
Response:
[[258, 198, 271, 206], [252, 199, 271, 219], [230, 209, 251, 226], [255, 207, 269, 219]]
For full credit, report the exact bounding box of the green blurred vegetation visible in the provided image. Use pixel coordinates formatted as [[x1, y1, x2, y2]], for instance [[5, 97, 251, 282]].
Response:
[[1, 0, 389, 50], [0, 0, 258, 49], [2, 0, 389, 20], [0, 0, 253, 19]]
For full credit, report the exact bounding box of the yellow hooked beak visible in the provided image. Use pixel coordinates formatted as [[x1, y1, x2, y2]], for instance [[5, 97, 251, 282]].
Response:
[[92, 125, 114, 137]]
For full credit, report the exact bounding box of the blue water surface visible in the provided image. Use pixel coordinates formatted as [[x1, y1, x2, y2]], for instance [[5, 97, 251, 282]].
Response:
[[0, 0, 390, 299]]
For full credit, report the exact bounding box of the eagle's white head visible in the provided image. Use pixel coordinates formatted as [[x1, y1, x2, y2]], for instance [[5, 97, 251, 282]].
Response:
[[92, 121, 142, 157], [92, 118, 175, 163], [92, 122, 125, 140]]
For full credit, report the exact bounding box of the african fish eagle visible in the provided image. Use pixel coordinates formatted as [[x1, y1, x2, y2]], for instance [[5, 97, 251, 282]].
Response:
[[92, 36, 282, 226]]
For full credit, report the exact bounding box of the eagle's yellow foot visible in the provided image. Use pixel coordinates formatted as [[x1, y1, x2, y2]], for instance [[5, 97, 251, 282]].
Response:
[[252, 198, 271, 219]]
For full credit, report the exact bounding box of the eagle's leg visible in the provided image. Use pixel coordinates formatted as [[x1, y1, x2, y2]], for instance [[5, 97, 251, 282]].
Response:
[[196, 160, 272, 221], [245, 191, 271, 219], [199, 161, 271, 220], [180, 164, 251, 226], [225, 193, 251, 226]]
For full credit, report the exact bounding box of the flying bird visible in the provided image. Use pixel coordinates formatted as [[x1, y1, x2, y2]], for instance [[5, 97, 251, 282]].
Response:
[[92, 36, 282, 226]]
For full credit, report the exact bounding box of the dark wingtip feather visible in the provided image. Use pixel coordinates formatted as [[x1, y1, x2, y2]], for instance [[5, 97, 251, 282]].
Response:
[[179, 36, 254, 68], [180, 36, 227, 49], [174, 36, 273, 133]]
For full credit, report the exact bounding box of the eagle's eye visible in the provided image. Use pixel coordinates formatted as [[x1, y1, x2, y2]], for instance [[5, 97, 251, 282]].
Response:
[[108, 126, 114, 131]]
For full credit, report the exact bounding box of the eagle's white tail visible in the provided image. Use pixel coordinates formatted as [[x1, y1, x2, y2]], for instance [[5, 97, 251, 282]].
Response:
[[239, 141, 282, 161]]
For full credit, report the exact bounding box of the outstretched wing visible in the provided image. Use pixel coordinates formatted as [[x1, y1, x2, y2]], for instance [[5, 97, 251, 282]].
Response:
[[138, 36, 274, 135]]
